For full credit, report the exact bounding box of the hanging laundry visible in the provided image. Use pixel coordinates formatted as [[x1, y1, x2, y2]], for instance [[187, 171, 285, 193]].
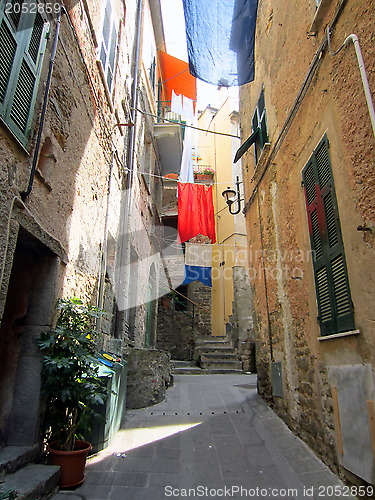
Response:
[[182, 95, 195, 121], [182, 0, 259, 86], [171, 90, 183, 115], [178, 183, 216, 243], [158, 50, 197, 102], [179, 126, 195, 183], [183, 243, 212, 287]]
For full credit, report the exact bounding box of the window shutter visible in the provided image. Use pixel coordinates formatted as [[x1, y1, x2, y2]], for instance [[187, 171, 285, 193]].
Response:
[[252, 88, 268, 162], [302, 135, 355, 336], [7, 0, 22, 29], [0, 1, 49, 146], [0, 20, 17, 104]]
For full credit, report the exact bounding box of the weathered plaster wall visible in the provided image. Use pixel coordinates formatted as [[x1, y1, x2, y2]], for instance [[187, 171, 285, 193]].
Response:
[[0, 0, 165, 447], [239, 0, 375, 481]]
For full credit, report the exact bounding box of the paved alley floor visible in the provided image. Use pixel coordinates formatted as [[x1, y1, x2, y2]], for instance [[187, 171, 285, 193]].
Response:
[[53, 374, 355, 500]]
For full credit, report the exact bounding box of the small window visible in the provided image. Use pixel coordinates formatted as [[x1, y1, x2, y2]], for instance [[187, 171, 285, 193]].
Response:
[[174, 285, 188, 311], [252, 88, 269, 163], [0, 0, 49, 147], [149, 56, 156, 94], [99, 0, 118, 93]]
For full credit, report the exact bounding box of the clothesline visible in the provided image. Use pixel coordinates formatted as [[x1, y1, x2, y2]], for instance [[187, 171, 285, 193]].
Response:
[[134, 107, 241, 139], [124, 166, 244, 186]]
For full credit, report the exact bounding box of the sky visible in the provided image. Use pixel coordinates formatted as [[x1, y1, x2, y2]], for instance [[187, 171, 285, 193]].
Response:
[[160, 0, 227, 111]]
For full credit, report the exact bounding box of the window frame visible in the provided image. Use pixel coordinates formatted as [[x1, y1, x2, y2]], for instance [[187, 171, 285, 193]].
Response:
[[98, 0, 119, 97], [0, 0, 49, 148]]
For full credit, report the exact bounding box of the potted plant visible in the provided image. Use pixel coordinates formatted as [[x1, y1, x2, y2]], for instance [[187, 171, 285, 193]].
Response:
[[37, 298, 106, 488], [194, 167, 215, 180]]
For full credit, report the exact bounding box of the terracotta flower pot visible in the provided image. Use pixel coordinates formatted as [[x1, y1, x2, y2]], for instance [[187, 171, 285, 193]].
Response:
[[195, 173, 213, 181], [47, 440, 92, 488]]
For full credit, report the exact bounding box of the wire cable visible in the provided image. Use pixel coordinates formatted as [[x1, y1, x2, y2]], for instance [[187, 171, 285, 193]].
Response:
[[133, 107, 241, 139]]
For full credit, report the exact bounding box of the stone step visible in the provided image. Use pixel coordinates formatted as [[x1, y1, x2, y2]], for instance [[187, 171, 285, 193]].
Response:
[[0, 446, 39, 475], [200, 353, 240, 361], [174, 367, 245, 375], [0, 463, 60, 500], [171, 360, 196, 368], [173, 367, 207, 374], [195, 338, 231, 346], [171, 360, 244, 375], [200, 359, 242, 370], [171, 361, 204, 374], [195, 346, 235, 354]]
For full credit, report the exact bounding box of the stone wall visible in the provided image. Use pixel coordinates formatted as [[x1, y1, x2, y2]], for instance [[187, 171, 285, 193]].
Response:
[[239, 0, 375, 483], [156, 298, 195, 360], [156, 280, 212, 360], [189, 281, 212, 338], [229, 266, 256, 372], [0, 0, 163, 449], [123, 348, 172, 409]]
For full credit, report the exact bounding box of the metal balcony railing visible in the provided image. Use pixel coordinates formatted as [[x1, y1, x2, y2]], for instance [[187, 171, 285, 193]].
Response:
[[157, 101, 186, 139]]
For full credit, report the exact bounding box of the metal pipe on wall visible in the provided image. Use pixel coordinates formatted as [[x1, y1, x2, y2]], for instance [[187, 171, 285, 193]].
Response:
[[21, 6, 63, 200], [115, 0, 144, 337], [327, 28, 375, 141]]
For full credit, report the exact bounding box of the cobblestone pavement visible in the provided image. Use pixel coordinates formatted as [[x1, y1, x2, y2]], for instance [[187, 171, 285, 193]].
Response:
[[52, 374, 356, 500]]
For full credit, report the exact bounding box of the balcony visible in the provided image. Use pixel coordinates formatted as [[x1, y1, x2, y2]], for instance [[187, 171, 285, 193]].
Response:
[[154, 101, 184, 176]]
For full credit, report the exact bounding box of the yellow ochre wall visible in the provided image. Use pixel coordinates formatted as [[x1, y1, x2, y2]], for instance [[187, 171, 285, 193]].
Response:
[[196, 92, 247, 337]]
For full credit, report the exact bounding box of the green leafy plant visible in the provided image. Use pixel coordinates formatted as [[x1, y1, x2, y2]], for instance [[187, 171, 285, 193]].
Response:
[[37, 298, 106, 452]]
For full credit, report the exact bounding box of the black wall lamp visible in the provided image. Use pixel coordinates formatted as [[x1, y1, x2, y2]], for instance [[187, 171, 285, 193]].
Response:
[[222, 176, 242, 215]]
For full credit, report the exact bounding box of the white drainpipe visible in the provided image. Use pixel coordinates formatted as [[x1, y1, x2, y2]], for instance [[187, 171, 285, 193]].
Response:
[[328, 29, 375, 141]]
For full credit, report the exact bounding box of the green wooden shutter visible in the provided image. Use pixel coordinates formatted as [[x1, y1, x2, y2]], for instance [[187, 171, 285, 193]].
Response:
[[252, 88, 268, 163], [0, 1, 49, 147], [302, 134, 355, 336], [0, 19, 17, 105]]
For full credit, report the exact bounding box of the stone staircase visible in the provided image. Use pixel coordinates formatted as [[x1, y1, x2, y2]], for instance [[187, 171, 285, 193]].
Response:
[[172, 336, 244, 374], [0, 446, 59, 499]]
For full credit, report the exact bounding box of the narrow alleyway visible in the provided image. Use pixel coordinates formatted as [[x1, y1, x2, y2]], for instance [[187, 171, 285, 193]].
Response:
[[52, 375, 354, 500]]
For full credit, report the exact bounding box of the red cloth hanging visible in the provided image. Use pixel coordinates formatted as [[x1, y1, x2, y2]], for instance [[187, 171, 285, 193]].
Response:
[[177, 183, 216, 244]]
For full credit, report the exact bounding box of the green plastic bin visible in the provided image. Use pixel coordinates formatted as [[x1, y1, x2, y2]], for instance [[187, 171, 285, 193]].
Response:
[[90, 357, 127, 454]]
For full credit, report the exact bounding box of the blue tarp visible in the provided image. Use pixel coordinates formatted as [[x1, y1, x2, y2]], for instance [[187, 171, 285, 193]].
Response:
[[182, 0, 259, 87]]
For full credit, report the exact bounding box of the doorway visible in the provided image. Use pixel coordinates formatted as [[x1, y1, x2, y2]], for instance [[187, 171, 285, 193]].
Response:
[[0, 227, 59, 447]]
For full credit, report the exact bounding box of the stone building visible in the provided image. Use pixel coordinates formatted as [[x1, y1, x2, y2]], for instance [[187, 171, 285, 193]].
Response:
[[156, 174, 213, 361], [238, 0, 375, 485], [197, 95, 255, 371], [0, 0, 171, 455]]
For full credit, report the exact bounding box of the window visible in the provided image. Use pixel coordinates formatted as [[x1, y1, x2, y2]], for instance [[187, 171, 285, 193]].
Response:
[[252, 88, 268, 163], [302, 134, 355, 336], [99, 0, 118, 93], [233, 86, 269, 164], [174, 285, 188, 311], [0, 0, 49, 146], [149, 56, 156, 93]]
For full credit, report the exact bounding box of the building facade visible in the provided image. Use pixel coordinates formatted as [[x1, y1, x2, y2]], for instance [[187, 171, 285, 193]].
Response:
[[0, 0, 170, 453], [239, 0, 375, 484], [197, 94, 255, 370]]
